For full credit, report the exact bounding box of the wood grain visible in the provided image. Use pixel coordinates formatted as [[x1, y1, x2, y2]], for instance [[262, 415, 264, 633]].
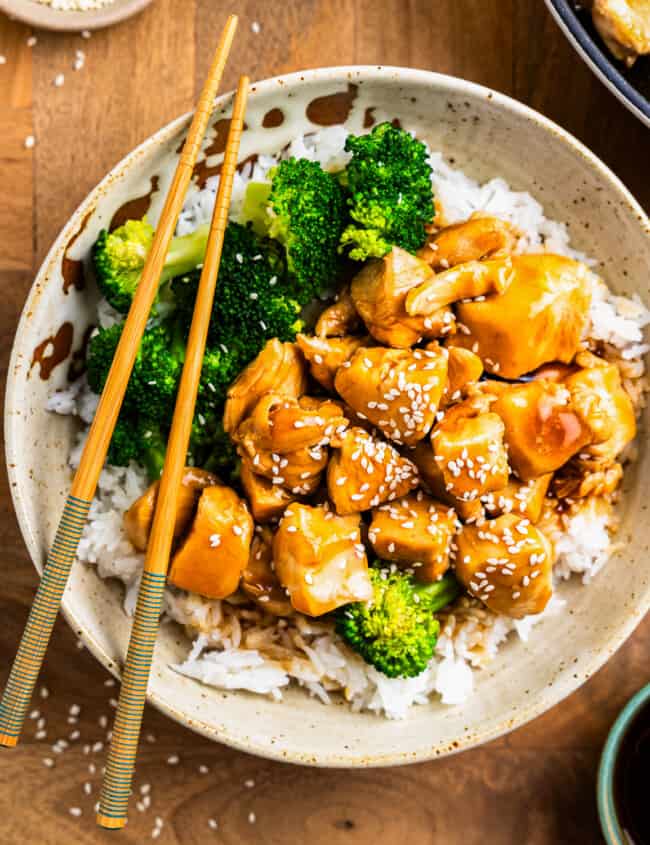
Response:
[[0, 1, 647, 842]]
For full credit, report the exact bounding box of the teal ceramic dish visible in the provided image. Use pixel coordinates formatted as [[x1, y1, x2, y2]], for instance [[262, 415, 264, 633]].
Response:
[[598, 683, 650, 844]]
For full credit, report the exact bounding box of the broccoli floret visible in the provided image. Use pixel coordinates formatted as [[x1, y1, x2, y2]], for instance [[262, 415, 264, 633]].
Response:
[[196, 345, 248, 406], [107, 414, 167, 481], [242, 158, 346, 303], [339, 122, 435, 261], [184, 345, 246, 471], [86, 322, 183, 420], [335, 566, 460, 678], [191, 414, 239, 480], [93, 218, 209, 313], [106, 413, 142, 467], [171, 222, 303, 350]]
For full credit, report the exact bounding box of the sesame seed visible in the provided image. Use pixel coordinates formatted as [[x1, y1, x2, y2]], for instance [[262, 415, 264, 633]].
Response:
[[248, 812, 257, 824], [208, 818, 219, 830], [53, 73, 65, 87], [24, 135, 36, 149], [69, 807, 82, 818], [167, 754, 179, 765]]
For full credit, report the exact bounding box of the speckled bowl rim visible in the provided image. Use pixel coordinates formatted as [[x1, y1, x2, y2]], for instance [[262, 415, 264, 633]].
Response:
[[0, 0, 154, 32], [6, 66, 650, 767], [598, 683, 650, 843]]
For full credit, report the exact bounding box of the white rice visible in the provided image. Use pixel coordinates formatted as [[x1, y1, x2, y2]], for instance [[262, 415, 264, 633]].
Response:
[[47, 126, 648, 718]]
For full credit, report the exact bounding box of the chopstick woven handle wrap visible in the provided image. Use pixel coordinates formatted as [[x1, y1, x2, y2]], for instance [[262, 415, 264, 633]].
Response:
[[0, 495, 91, 747], [95, 570, 167, 827]]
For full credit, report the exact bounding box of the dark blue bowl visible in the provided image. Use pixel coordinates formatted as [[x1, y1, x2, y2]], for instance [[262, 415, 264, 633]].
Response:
[[545, 0, 650, 127]]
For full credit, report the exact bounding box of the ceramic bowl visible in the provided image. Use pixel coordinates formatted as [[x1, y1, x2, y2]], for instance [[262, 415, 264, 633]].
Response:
[[5, 67, 650, 766], [598, 684, 650, 843], [0, 0, 153, 32]]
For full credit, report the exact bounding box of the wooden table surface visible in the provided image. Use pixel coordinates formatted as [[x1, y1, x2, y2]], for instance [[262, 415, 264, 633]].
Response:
[[0, 1, 648, 843]]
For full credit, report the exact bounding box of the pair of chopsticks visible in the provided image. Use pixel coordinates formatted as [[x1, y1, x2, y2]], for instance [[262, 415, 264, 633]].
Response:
[[0, 13, 248, 830]]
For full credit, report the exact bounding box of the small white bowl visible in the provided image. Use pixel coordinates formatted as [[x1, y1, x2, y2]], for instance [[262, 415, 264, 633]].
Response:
[[0, 0, 153, 32], [5, 67, 649, 766]]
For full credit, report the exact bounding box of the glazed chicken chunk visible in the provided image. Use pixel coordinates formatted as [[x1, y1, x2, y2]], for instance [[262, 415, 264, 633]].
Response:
[[241, 527, 293, 616], [223, 339, 307, 434], [445, 255, 593, 378], [124, 467, 219, 552], [406, 254, 516, 315], [239, 443, 328, 496], [590, 0, 650, 66], [411, 441, 485, 523], [235, 394, 348, 495], [454, 514, 554, 618], [296, 333, 368, 392], [327, 427, 420, 514], [315, 285, 363, 337], [273, 504, 373, 616], [431, 397, 510, 501], [240, 458, 296, 522], [441, 347, 484, 407], [494, 380, 593, 480], [350, 246, 455, 348], [334, 343, 449, 445], [564, 353, 636, 463], [482, 474, 552, 523], [417, 215, 520, 270], [235, 394, 348, 454], [369, 492, 458, 583], [168, 485, 253, 599]]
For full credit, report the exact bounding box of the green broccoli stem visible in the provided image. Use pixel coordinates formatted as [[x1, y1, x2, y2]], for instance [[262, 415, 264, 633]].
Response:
[[141, 442, 167, 481], [242, 182, 272, 237], [160, 224, 210, 285], [416, 573, 461, 612]]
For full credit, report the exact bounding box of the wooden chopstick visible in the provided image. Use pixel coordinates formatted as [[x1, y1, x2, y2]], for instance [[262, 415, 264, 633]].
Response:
[[0, 14, 239, 752], [96, 75, 250, 831]]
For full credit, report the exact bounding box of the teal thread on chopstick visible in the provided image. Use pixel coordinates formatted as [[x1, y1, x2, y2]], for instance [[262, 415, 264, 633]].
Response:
[[0, 495, 90, 744], [97, 569, 167, 819]]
